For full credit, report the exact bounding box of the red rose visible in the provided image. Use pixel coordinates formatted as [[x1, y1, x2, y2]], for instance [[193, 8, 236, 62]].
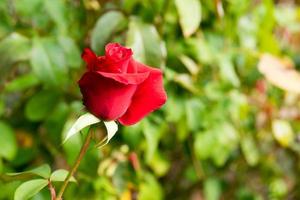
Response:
[[78, 43, 167, 125]]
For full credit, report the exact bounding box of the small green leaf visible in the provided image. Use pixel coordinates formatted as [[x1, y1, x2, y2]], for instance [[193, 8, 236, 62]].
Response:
[[179, 55, 200, 76], [7, 164, 51, 179], [174, 74, 199, 93], [5, 73, 40, 92], [218, 55, 240, 87], [25, 90, 59, 121], [0, 121, 17, 161], [50, 169, 76, 182], [14, 179, 48, 200], [126, 18, 166, 67], [64, 113, 100, 143], [91, 11, 126, 54], [175, 0, 201, 37], [241, 135, 260, 166]]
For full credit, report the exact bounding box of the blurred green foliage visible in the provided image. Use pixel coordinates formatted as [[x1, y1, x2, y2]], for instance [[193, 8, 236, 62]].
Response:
[[1, 0, 300, 199]]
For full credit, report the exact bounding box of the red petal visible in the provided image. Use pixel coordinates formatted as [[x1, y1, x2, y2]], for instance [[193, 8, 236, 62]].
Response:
[[95, 71, 149, 85], [81, 48, 97, 71], [118, 61, 167, 125], [78, 72, 137, 121]]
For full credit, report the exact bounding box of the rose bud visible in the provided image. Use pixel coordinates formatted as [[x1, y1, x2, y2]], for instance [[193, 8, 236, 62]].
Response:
[[78, 43, 167, 125]]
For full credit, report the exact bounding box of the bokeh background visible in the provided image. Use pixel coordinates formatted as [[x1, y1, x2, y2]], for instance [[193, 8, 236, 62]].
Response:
[[1, 0, 300, 199]]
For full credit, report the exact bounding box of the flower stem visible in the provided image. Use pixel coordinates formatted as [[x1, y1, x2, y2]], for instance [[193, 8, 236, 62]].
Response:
[[55, 131, 92, 200], [48, 180, 56, 200]]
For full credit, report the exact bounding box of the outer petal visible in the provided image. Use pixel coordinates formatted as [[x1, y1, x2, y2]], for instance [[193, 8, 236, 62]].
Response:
[[118, 61, 167, 125], [81, 48, 97, 71], [78, 72, 137, 121]]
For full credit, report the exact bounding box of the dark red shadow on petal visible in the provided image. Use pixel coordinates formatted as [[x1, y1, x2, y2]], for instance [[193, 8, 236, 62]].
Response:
[[78, 72, 137, 121]]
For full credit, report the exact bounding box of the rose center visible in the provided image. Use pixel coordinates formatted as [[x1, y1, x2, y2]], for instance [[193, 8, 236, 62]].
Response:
[[108, 47, 124, 60]]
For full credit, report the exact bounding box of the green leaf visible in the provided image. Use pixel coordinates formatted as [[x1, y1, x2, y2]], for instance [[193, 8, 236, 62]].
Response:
[[0, 121, 17, 161], [0, 157, 2, 173], [217, 55, 240, 87], [143, 121, 166, 163], [63, 113, 100, 143], [139, 173, 163, 200], [50, 169, 76, 182], [194, 122, 239, 166], [5, 73, 40, 92], [58, 36, 81, 69], [175, 0, 201, 37], [25, 90, 59, 121], [30, 38, 57, 86], [14, 179, 48, 200], [7, 164, 51, 179], [126, 18, 166, 67], [186, 98, 204, 131], [241, 135, 260, 166], [174, 73, 199, 93], [0, 33, 30, 69], [44, 0, 67, 32], [148, 151, 170, 177], [43, 39, 68, 85], [91, 11, 126, 54], [0, 98, 4, 117], [194, 131, 215, 160], [204, 178, 222, 200]]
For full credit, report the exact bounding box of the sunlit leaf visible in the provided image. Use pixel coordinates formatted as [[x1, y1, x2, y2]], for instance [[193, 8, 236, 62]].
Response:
[[258, 53, 300, 93], [50, 169, 76, 182], [14, 179, 48, 200], [0, 121, 17, 161], [204, 178, 222, 200], [175, 0, 201, 37], [272, 119, 294, 147], [174, 74, 199, 93], [218, 55, 240, 87], [139, 173, 163, 200], [179, 55, 200, 76]]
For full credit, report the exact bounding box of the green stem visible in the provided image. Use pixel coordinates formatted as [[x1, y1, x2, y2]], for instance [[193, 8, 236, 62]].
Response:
[[55, 131, 92, 200]]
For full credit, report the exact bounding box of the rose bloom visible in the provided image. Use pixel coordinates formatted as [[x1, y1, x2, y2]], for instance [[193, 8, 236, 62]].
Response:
[[78, 43, 167, 125]]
